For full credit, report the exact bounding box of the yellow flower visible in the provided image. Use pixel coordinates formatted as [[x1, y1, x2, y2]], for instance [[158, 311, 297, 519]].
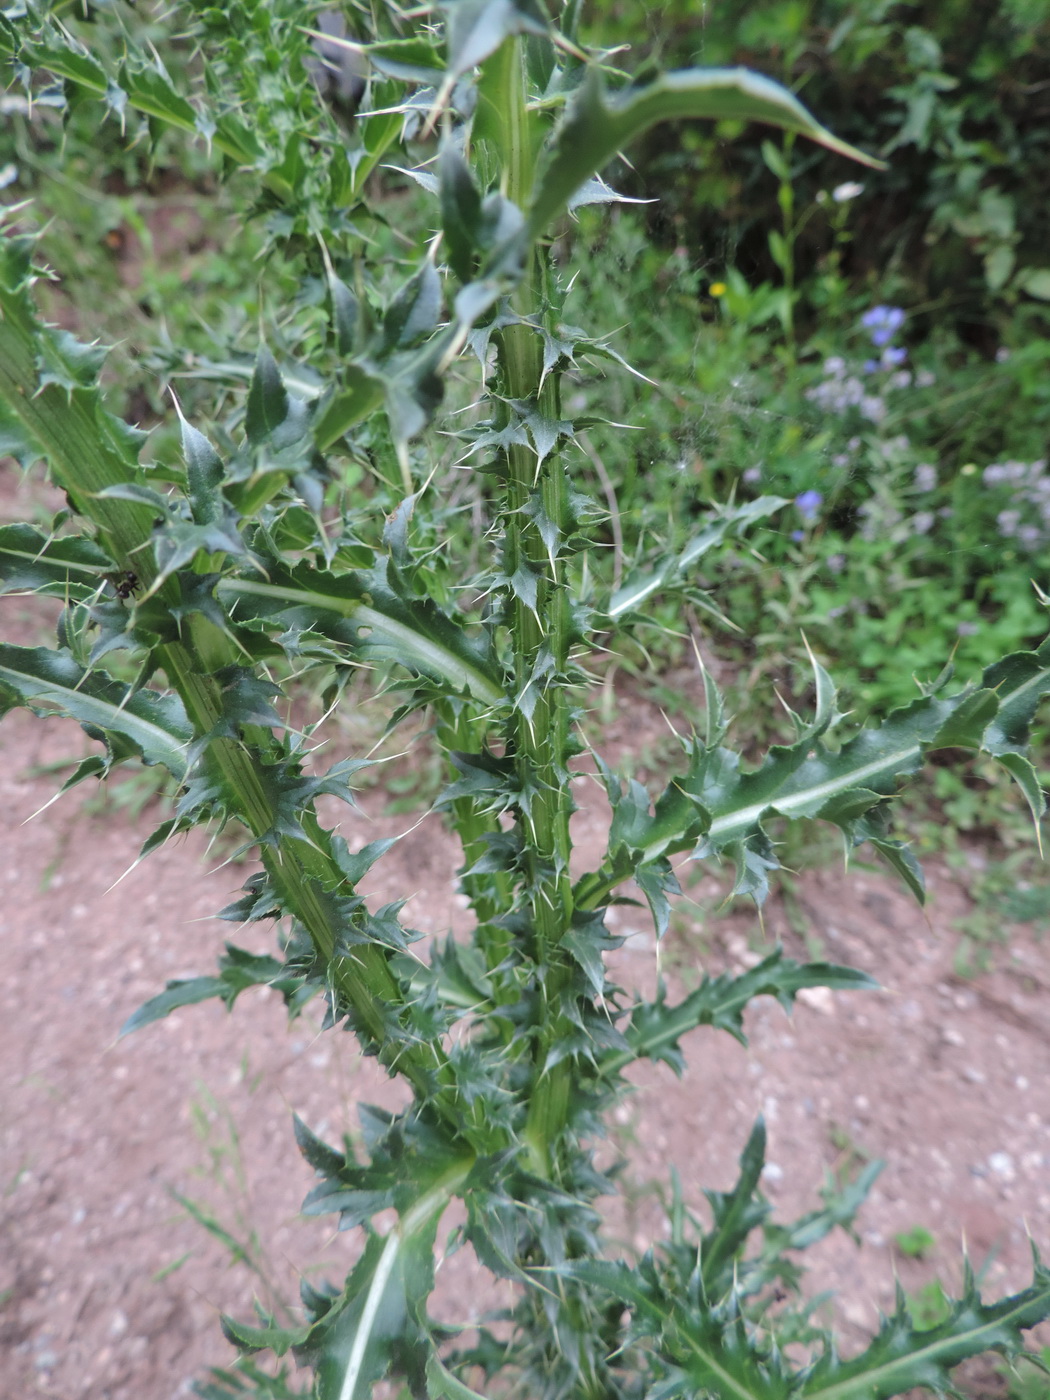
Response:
[[709, 281, 727, 297]]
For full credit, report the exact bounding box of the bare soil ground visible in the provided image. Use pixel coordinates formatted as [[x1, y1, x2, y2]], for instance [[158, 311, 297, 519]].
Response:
[[2, 470, 1050, 1399]]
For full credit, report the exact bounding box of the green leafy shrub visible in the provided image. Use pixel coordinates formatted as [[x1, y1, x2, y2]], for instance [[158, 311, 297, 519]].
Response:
[[2, 3, 1050, 1398], [549, 204, 1050, 738], [585, 0, 1050, 334]]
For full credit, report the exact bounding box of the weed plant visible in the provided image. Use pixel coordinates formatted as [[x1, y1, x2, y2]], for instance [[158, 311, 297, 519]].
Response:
[[2, 3, 1050, 1398]]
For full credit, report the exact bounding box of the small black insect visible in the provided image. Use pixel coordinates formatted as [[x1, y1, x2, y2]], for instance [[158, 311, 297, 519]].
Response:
[[111, 570, 139, 601]]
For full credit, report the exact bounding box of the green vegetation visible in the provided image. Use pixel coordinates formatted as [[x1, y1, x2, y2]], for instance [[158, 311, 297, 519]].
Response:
[[1, 1, 1049, 1397], [895, 1225, 938, 1259]]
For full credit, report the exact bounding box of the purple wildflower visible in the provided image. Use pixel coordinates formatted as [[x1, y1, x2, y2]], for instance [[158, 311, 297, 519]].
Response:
[[862, 305, 905, 348], [795, 489, 823, 522]]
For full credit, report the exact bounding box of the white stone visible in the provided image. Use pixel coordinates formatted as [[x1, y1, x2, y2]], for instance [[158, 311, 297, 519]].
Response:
[[797, 986, 834, 1015], [988, 1152, 1016, 1182]]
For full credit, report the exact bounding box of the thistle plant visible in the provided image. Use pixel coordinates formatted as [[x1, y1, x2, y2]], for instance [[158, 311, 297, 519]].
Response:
[[2, 4, 1050, 1398]]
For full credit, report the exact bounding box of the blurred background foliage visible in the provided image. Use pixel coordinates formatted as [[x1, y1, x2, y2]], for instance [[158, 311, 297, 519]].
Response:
[[566, 0, 1050, 727], [583, 0, 1050, 333]]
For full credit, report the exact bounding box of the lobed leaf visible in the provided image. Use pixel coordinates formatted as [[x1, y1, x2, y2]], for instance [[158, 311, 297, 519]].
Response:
[[580, 637, 1050, 910], [120, 945, 307, 1036], [527, 66, 886, 240], [603, 948, 876, 1075], [218, 558, 503, 706], [0, 644, 191, 775]]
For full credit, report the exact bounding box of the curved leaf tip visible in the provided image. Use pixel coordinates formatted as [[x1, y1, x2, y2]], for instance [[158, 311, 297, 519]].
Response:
[[528, 64, 886, 238]]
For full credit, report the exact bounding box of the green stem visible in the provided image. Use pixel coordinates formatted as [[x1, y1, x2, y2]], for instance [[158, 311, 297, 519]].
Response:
[[0, 264, 460, 1119], [491, 39, 577, 1176]]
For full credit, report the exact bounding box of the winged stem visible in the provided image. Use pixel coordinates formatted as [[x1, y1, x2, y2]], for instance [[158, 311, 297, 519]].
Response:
[[0, 257, 458, 1114], [490, 38, 578, 1178]]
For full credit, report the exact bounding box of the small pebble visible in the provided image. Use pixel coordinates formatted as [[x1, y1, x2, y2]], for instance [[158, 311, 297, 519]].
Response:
[[988, 1152, 1016, 1182], [842, 1299, 869, 1328], [797, 986, 834, 1015]]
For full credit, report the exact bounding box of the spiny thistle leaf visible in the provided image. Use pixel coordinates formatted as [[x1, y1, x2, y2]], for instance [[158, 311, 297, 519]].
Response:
[[0, 523, 113, 601], [699, 1119, 773, 1292], [607, 497, 788, 621], [284, 1154, 472, 1400], [603, 948, 876, 1075], [579, 637, 1050, 911], [190, 1358, 303, 1398], [801, 1254, 1050, 1399], [6, 17, 261, 163], [441, 0, 549, 82], [245, 347, 290, 445], [119, 945, 308, 1036], [425, 1354, 491, 1400], [0, 233, 161, 569], [218, 558, 503, 705], [567, 1250, 1050, 1400], [0, 644, 191, 774], [527, 66, 885, 240]]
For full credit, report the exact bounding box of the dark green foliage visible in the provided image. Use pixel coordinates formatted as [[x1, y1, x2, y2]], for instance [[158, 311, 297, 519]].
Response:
[[585, 0, 1050, 331], [547, 202, 1050, 730], [1, 4, 1049, 1398]]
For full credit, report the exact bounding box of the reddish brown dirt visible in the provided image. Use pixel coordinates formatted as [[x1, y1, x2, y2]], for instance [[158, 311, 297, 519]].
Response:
[[2, 468, 1050, 1397]]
